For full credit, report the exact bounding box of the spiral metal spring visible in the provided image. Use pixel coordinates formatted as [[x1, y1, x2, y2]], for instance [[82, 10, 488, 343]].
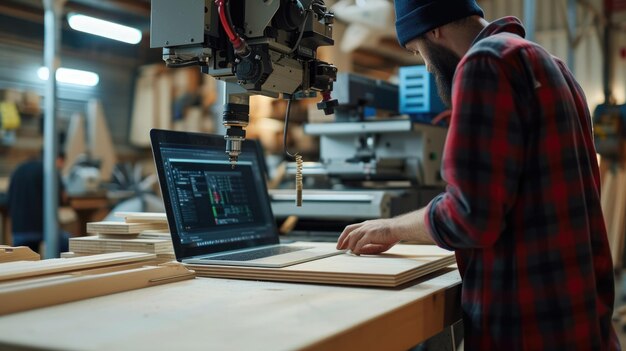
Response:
[[284, 98, 303, 207], [294, 154, 303, 206]]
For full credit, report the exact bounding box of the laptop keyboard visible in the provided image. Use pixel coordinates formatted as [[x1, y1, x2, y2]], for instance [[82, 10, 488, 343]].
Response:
[[205, 246, 311, 262]]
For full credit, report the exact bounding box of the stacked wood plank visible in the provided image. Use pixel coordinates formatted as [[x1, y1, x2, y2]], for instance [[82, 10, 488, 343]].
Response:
[[1, 252, 155, 280], [0, 246, 40, 263], [114, 212, 168, 223], [0, 252, 195, 316], [86, 221, 168, 235], [70, 236, 174, 258], [187, 243, 456, 288], [69, 213, 174, 260]]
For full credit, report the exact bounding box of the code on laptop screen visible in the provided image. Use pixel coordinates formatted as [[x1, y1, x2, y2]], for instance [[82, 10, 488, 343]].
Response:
[[159, 144, 274, 248], [169, 162, 261, 228]]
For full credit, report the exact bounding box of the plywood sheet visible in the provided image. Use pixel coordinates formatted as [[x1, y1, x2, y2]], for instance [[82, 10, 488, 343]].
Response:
[[137, 230, 171, 239], [62, 112, 86, 177], [88, 99, 117, 182], [156, 73, 173, 130], [187, 243, 455, 287], [0, 262, 194, 316], [86, 221, 169, 234], [610, 168, 626, 267], [130, 66, 158, 147], [0, 252, 156, 282], [114, 212, 168, 224], [69, 236, 173, 256]]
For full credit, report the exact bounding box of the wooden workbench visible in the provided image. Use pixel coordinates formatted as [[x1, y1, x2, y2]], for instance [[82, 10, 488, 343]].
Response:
[[0, 269, 461, 351], [68, 194, 110, 236]]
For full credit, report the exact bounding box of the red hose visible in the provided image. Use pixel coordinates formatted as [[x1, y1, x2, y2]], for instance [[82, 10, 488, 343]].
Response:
[[214, 0, 247, 54]]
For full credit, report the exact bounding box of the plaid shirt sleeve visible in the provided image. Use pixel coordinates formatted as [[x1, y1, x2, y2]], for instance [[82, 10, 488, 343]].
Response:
[[425, 56, 524, 250]]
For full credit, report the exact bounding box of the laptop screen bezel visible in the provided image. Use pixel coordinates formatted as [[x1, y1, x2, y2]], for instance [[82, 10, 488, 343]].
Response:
[[150, 129, 280, 261]]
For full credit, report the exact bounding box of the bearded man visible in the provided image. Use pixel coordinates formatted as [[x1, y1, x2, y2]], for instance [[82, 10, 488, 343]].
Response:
[[336, 1, 620, 349]]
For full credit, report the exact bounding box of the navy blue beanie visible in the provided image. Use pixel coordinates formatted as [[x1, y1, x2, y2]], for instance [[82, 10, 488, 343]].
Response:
[[395, 0, 485, 47]]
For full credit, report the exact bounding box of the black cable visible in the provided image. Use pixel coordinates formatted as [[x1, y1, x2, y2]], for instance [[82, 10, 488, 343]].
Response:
[[311, 0, 327, 16], [166, 59, 201, 68], [286, 9, 310, 55], [288, 1, 328, 56], [283, 98, 297, 159]]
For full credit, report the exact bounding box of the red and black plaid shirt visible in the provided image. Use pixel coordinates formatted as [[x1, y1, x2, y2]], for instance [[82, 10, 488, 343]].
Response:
[[425, 17, 620, 350]]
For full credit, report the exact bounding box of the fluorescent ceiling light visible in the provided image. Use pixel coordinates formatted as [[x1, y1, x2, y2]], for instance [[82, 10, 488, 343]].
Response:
[[38, 67, 100, 87], [67, 13, 142, 44]]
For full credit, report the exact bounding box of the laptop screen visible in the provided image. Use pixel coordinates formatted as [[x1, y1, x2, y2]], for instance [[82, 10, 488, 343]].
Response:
[[151, 130, 278, 260]]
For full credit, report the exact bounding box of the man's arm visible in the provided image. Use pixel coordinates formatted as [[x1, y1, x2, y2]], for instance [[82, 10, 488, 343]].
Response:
[[337, 56, 525, 254], [336, 207, 434, 255]]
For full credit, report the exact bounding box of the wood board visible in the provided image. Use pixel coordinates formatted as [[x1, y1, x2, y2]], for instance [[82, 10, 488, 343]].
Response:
[[60, 252, 87, 258], [86, 221, 169, 234], [130, 66, 157, 147], [0, 246, 40, 263], [609, 168, 626, 268], [114, 212, 168, 224], [95, 230, 171, 240], [60, 251, 175, 263], [69, 236, 174, 257], [0, 262, 194, 316], [137, 230, 171, 239], [62, 113, 87, 177], [87, 100, 117, 182], [0, 252, 156, 282], [600, 166, 626, 268], [187, 243, 456, 287]]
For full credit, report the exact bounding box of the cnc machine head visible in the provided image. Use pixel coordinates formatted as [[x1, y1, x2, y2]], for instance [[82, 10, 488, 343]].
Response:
[[151, 0, 338, 164]]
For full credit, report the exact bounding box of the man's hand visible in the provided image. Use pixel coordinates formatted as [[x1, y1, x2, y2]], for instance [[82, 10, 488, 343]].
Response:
[[336, 208, 435, 255], [336, 218, 402, 255]]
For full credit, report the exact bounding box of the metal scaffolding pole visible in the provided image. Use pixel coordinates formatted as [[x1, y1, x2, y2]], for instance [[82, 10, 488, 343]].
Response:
[[42, 0, 66, 258], [603, 23, 612, 103], [567, 0, 577, 70], [524, 0, 537, 42], [602, 0, 613, 104]]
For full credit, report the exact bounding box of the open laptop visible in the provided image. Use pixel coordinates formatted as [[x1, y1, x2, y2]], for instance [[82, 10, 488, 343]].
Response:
[[150, 129, 343, 268]]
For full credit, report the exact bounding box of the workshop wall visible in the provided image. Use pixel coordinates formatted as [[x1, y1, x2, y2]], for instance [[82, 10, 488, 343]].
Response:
[[613, 30, 626, 103], [481, 0, 624, 107], [0, 42, 135, 144], [0, 8, 156, 148]]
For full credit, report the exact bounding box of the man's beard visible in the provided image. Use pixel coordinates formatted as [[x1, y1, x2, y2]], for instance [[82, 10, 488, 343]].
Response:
[[423, 40, 461, 108]]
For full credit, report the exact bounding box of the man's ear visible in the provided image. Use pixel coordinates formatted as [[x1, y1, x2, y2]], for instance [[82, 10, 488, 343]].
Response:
[[431, 27, 441, 40]]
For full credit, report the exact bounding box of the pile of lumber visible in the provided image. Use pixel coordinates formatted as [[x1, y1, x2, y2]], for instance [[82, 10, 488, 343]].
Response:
[[187, 243, 456, 288], [69, 212, 175, 260], [0, 252, 195, 315]]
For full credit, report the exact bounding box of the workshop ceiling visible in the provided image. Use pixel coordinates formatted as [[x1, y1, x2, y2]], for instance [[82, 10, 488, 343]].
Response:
[[0, 0, 421, 75], [0, 0, 151, 32]]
